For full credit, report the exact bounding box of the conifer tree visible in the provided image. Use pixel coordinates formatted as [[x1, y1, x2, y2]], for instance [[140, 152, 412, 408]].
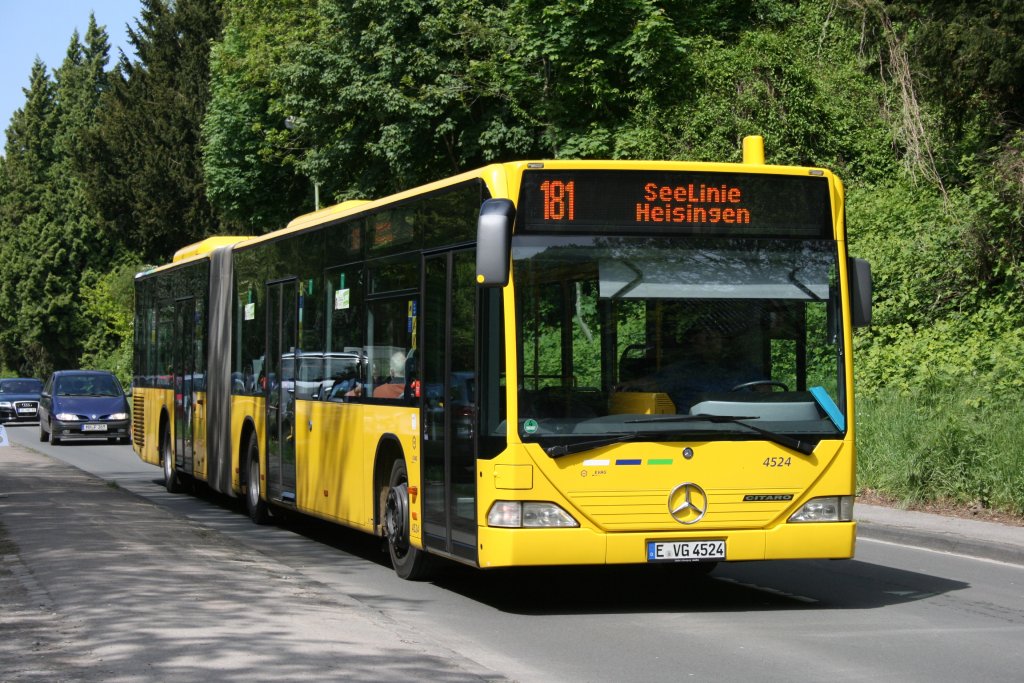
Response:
[[0, 59, 57, 373], [25, 20, 114, 373], [83, 0, 224, 264]]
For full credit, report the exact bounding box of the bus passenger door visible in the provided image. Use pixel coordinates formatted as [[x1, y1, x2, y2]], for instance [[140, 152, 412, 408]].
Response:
[[172, 297, 196, 475], [266, 280, 298, 504], [422, 250, 478, 563]]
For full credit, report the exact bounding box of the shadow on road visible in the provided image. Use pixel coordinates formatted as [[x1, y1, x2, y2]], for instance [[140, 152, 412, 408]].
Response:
[[164, 474, 968, 618]]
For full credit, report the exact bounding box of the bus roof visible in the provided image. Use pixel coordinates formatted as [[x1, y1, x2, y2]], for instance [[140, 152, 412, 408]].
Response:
[[172, 236, 250, 263], [148, 142, 841, 272]]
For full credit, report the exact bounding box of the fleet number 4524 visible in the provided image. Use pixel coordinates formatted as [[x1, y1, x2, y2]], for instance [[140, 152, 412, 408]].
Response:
[[763, 456, 791, 468]]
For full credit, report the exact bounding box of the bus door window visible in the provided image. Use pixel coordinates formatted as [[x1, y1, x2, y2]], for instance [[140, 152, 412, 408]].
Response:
[[266, 279, 298, 501], [422, 249, 479, 561]]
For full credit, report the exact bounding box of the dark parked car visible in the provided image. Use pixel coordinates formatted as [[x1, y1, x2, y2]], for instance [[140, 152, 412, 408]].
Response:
[[0, 377, 43, 424], [38, 370, 131, 445]]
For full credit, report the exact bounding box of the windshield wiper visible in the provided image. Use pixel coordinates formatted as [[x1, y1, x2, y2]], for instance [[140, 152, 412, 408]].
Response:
[[543, 433, 642, 458], [626, 415, 816, 456]]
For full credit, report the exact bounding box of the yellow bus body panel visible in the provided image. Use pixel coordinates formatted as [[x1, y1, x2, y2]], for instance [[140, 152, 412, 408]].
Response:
[[260, 400, 420, 539], [131, 386, 173, 467], [229, 395, 264, 490], [295, 400, 370, 530]]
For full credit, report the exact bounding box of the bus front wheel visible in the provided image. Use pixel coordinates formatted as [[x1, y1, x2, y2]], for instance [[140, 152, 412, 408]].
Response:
[[383, 460, 432, 580]]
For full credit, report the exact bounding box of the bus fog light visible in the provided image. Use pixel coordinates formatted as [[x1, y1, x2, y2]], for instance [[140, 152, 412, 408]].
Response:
[[487, 501, 579, 528], [789, 496, 853, 522]]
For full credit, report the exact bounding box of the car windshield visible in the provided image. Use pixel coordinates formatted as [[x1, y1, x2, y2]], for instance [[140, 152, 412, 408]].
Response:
[[512, 235, 846, 445], [55, 374, 122, 397], [0, 379, 42, 393]]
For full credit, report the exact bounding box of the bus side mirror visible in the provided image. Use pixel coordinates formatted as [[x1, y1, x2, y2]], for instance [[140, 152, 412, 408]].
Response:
[[476, 199, 515, 287], [849, 257, 872, 327]]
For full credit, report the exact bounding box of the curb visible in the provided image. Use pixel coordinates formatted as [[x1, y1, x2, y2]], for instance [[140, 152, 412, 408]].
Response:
[[856, 504, 1024, 566]]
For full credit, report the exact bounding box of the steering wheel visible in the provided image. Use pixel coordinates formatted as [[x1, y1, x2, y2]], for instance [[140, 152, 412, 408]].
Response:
[[731, 380, 789, 392]]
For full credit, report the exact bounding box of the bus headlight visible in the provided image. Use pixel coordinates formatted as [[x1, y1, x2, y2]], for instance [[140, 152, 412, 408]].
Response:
[[487, 501, 579, 528], [788, 496, 853, 522]]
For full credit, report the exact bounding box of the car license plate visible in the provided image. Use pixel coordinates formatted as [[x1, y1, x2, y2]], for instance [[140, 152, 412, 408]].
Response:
[[18, 407, 36, 414], [82, 423, 108, 432], [647, 539, 725, 562]]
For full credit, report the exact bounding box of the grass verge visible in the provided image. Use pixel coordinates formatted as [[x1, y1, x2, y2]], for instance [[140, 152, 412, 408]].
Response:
[[856, 387, 1024, 516]]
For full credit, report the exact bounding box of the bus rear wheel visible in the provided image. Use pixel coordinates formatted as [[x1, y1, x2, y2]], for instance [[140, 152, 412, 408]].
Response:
[[162, 428, 182, 493], [245, 434, 271, 525], [383, 459, 432, 580]]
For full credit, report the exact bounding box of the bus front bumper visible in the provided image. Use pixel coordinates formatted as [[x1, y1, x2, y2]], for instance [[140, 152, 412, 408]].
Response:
[[476, 521, 856, 569]]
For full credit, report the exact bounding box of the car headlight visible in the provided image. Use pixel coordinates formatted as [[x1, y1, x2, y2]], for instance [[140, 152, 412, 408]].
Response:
[[788, 496, 854, 522], [56, 413, 79, 421], [487, 501, 579, 528], [0, 401, 11, 408], [108, 412, 128, 420]]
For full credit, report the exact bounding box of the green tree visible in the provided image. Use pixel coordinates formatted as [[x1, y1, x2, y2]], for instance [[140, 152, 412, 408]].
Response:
[[203, 0, 315, 232], [82, 0, 225, 264], [891, 0, 1024, 170], [0, 59, 57, 374], [22, 20, 116, 374], [204, 0, 710, 224], [79, 258, 144, 386]]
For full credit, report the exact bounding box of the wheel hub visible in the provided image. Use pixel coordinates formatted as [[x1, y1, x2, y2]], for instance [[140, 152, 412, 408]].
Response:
[[385, 482, 410, 555]]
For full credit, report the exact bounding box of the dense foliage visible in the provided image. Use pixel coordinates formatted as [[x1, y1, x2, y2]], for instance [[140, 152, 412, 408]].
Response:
[[1, 0, 1021, 509]]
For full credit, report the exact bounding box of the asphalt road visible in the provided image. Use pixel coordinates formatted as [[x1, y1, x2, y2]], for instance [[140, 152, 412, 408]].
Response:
[[3, 422, 1023, 682]]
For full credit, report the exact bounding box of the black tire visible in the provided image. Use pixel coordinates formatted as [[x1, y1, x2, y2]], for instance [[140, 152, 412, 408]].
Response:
[[162, 427, 182, 493], [49, 424, 61, 446], [383, 459, 432, 580], [39, 421, 48, 442], [245, 434, 271, 525]]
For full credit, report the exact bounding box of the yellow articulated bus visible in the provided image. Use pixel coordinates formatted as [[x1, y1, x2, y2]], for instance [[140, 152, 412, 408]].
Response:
[[132, 136, 872, 579]]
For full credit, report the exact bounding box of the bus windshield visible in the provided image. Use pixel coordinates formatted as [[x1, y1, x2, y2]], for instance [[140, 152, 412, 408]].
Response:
[[513, 235, 845, 445]]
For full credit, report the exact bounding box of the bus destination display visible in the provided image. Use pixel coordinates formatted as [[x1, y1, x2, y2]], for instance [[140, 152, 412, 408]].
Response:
[[519, 169, 832, 239]]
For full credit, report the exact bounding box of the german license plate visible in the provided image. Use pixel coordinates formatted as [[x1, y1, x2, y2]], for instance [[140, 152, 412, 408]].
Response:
[[82, 423, 108, 432], [647, 539, 725, 562]]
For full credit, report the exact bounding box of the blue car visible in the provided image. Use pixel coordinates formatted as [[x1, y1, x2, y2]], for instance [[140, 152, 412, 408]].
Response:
[[38, 370, 131, 445], [0, 377, 43, 424]]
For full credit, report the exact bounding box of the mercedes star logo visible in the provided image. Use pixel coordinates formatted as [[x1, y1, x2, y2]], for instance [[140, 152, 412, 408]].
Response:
[[668, 482, 708, 525]]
